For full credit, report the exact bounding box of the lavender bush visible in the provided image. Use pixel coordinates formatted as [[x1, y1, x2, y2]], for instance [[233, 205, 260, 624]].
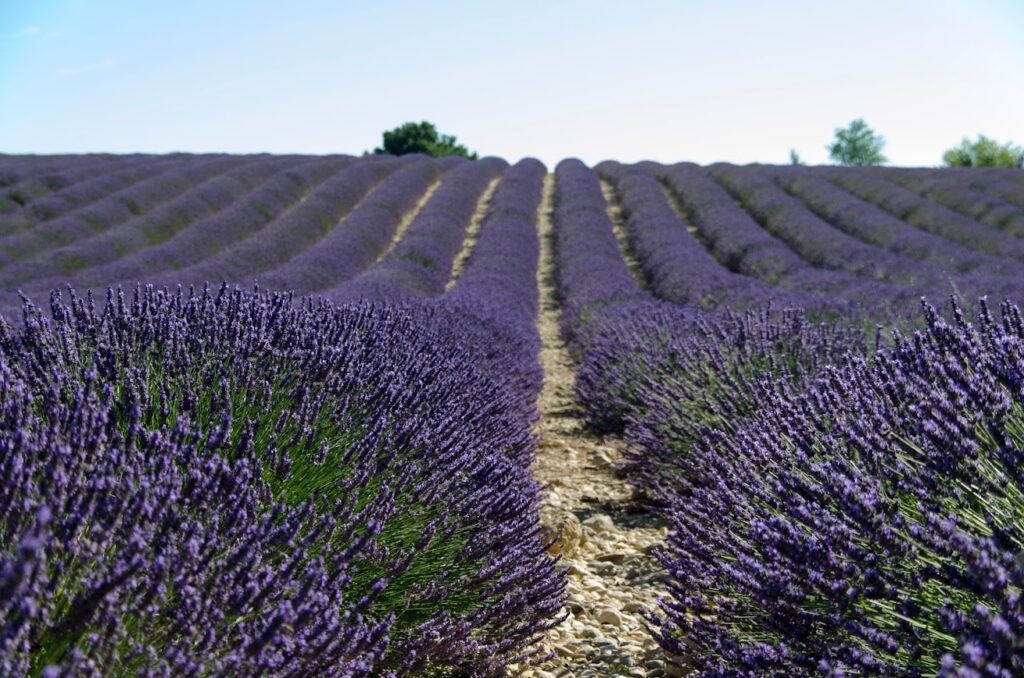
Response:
[[0, 285, 563, 676], [646, 299, 1024, 675]]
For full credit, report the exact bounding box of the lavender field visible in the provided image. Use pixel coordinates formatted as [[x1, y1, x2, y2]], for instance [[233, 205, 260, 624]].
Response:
[[2, 153, 1024, 676]]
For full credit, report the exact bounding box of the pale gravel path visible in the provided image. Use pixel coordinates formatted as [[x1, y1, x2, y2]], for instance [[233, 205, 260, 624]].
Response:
[[375, 177, 443, 262], [446, 176, 500, 290], [601, 179, 649, 288], [511, 175, 671, 678]]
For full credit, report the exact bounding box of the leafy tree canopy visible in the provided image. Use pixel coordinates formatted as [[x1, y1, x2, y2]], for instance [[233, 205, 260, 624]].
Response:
[[827, 118, 887, 166], [373, 121, 477, 159], [942, 134, 1023, 167], [788, 149, 804, 165]]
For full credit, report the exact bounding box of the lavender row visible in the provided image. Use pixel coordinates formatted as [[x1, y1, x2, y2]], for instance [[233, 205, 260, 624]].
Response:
[[552, 159, 652, 351], [711, 164, 935, 285], [967, 171, 1024, 211], [0, 155, 154, 228], [654, 162, 911, 317], [826, 167, 1024, 261], [439, 157, 549, 419], [326, 156, 506, 303], [0, 155, 161, 221], [773, 165, 1021, 275], [251, 156, 451, 295], [559, 159, 1024, 674], [0, 156, 302, 290], [140, 156, 404, 291], [880, 167, 1024, 237], [597, 161, 817, 311], [0, 156, 249, 268], [0, 156, 352, 317], [645, 299, 1024, 675], [0, 286, 563, 675], [712, 164, 1024, 305], [0, 155, 188, 233]]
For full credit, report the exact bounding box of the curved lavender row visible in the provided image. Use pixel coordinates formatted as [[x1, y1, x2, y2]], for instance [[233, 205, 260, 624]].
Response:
[[437, 158, 548, 418], [0, 156, 303, 290], [552, 159, 652, 350], [653, 162, 911, 316], [647, 299, 1024, 675], [577, 302, 864, 442], [326, 157, 506, 304], [0, 154, 104, 185], [251, 156, 448, 295], [0, 155, 156, 214], [1, 157, 351, 316], [138, 156, 402, 291], [826, 167, 1024, 261], [0, 156, 146, 227], [966, 171, 1024, 211], [880, 167, 1024, 237], [0, 286, 563, 675], [712, 164, 1024, 306], [0, 155, 187, 232], [562, 166, 860, 434], [0, 155, 249, 268], [773, 165, 1021, 276], [710, 163, 929, 283], [597, 161, 815, 311]]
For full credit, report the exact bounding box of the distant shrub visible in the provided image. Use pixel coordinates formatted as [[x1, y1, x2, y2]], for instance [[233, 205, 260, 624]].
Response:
[[828, 118, 887, 166], [373, 121, 478, 159], [943, 134, 1023, 167]]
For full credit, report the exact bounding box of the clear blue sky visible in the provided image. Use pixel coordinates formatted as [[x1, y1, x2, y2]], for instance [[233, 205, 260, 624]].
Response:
[[1, 0, 1022, 167]]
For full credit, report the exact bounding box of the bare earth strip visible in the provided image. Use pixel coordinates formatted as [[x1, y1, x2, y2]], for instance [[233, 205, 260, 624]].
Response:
[[516, 174, 670, 678], [654, 179, 700, 234], [446, 176, 500, 290], [376, 177, 444, 263], [600, 179, 649, 289]]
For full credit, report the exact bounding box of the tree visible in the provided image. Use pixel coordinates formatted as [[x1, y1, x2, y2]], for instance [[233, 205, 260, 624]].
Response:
[[827, 118, 887, 166], [373, 121, 477, 159], [942, 134, 1022, 168], [788, 149, 804, 165]]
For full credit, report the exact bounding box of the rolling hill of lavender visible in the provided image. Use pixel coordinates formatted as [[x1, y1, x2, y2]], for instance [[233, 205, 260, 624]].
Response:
[[2, 152, 1024, 676]]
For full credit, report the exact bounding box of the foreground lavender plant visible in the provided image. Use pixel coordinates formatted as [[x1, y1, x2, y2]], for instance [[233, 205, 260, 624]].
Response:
[[576, 303, 864, 442], [0, 285, 563, 676], [646, 299, 1024, 675]]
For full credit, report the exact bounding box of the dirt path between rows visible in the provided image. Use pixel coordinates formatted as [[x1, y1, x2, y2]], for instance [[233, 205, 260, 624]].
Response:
[[513, 175, 671, 678], [375, 177, 443, 263], [447, 176, 500, 289], [600, 179, 649, 288]]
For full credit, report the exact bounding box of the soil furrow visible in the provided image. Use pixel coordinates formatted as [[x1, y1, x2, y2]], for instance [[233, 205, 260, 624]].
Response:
[[600, 179, 650, 290], [446, 176, 500, 289], [516, 174, 669, 678]]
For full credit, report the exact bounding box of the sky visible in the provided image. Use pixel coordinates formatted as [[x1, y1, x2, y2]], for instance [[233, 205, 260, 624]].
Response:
[[1, 0, 1022, 167]]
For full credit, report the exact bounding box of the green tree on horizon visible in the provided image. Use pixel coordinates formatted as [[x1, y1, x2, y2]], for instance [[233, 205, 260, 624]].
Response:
[[827, 118, 887, 166], [373, 121, 478, 159], [943, 134, 1023, 167]]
